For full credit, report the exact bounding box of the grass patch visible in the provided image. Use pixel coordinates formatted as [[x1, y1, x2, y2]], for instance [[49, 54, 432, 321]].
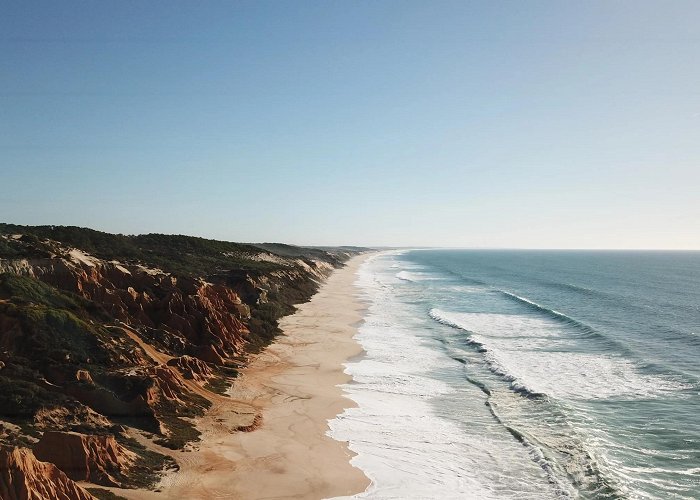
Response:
[[153, 415, 201, 450], [0, 377, 69, 418], [203, 376, 232, 395], [0, 300, 111, 366], [117, 435, 178, 490], [0, 273, 102, 315]]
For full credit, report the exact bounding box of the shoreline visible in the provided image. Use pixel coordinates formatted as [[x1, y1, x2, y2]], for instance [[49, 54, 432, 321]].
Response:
[[122, 254, 371, 500]]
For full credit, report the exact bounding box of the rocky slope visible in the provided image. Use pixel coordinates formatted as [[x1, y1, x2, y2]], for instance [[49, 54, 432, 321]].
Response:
[[0, 446, 95, 500], [34, 431, 136, 488], [0, 224, 360, 497]]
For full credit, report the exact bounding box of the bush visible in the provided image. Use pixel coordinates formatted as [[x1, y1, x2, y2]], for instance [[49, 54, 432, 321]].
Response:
[[0, 377, 68, 417]]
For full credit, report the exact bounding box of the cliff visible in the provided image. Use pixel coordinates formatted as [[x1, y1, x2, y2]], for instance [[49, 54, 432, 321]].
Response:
[[0, 224, 361, 495], [0, 446, 95, 500], [34, 431, 136, 487]]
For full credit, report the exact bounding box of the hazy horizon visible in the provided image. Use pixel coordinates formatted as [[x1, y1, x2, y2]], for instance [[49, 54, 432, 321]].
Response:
[[2, 1, 699, 249]]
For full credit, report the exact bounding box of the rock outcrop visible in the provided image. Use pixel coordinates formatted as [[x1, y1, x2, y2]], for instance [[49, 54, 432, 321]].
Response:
[[33, 431, 136, 488], [5, 257, 253, 364], [167, 355, 215, 384], [75, 370, 93, 383], [0, 446, 95, 500], [33, 406, 111, 434]]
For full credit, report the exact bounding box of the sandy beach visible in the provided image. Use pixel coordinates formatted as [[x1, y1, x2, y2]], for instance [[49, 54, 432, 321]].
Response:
[[121, 254, 370, 500]]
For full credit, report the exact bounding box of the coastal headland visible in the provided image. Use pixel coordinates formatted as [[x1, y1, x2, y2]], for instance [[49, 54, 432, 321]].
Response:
[[0, 224, 369, 500]]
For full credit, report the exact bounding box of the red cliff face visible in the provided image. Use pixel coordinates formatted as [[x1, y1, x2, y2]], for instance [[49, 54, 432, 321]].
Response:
[[13, 257, 252, 364], [0, 446, 95, 500], [0, 232, 348, 492], [33, 431, 136, 488]]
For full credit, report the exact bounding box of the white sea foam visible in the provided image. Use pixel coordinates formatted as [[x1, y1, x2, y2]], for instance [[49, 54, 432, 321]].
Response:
[[394, 270, 415, 282], [328, 255, 560, 499], [429, 308, 690, 400], [430, 309, 562, 338]]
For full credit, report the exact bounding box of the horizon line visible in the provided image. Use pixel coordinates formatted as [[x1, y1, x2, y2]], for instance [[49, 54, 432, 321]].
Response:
[[2, 222, 699, 253]]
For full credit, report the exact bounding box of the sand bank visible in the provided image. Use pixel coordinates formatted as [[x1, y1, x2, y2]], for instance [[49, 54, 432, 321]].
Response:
[[121, 254, 370, 500]]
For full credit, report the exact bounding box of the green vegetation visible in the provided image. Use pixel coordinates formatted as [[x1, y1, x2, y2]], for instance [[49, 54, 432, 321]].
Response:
[[245, 276, 324, 352], [254, 242, 350, 266], [153, 414, 201, 450], [157, 388, 210, 449], [0, 301, 111, 366], [0, 223, 359, 275], [246, 300, 288, 344], [0, 377, 69, 417], [0, 234, 56, 260], [0, 238, 30, 259], [203, 375, 232, 395], [0, 223, 347, 277], [0, 273, 90, 311], [117, 435, 178, 489]]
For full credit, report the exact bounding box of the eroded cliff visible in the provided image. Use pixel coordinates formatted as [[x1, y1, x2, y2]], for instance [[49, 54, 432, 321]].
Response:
[[0, 224, 359, 497], [0, 446, 95, 500]]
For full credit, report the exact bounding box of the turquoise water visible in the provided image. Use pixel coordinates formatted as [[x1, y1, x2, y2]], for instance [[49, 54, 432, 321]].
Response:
[[330, 250, 700, 499]]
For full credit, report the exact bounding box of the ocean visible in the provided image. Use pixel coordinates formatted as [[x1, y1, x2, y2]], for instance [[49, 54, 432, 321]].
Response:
[[329, 250, 700, 499]]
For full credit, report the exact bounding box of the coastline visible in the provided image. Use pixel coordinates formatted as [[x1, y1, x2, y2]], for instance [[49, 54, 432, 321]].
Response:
[[121, 254, 371, 500]]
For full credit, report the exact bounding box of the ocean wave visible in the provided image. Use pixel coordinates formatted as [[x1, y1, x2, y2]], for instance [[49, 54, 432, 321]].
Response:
[[499, 291, 599, 336], [496, 291, 640, 357], [463, 374, 491, 396], [487, 405, 574, 498], [429, 309, 562, 339], [429, 307, 466, 329], [395, 270, 414, 282], [395, 270, 441, 282], [485, 391, 624, 499], [424, 264, 489, 287], [484, 348, 687, 400], [432, 291, 598, 342], [541, 280, 602, 297], [428, 308, 691, 400]]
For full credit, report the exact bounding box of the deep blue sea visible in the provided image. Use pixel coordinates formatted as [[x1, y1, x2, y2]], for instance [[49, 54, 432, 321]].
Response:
[[330, 250, 700, 499]]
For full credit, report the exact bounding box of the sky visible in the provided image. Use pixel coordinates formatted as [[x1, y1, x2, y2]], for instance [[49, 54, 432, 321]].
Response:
[[2, 1, 699, 248]]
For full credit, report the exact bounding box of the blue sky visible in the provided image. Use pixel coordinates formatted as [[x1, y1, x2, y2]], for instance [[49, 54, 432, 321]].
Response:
[[2, 1, 699, 248]]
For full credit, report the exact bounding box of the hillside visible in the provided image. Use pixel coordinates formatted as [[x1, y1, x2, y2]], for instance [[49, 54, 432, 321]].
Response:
[[0, 224, 361, 498]]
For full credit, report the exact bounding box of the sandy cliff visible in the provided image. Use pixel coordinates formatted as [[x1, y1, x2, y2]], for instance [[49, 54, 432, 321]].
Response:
[[0, 446, 95, 500], [0, 225, 358, 496], [33, 431, 137, 487]]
